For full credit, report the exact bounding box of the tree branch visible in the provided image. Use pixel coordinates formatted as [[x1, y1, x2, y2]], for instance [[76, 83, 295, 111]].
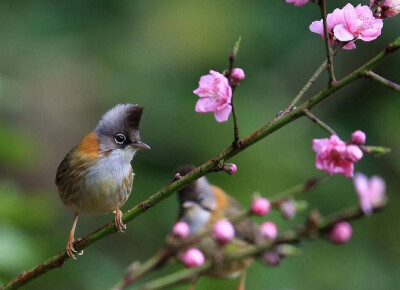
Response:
[[363, 71, 400, 92], [319, 0, 336, 85], [303, 108, 337, 135], [2, 36, 399, 290]]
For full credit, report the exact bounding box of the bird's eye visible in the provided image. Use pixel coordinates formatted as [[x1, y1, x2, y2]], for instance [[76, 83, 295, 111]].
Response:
[[198, 196, 204, 203], [115, 134, 126, 144]]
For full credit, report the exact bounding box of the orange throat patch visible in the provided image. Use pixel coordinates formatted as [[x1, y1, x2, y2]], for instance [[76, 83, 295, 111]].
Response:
[[77, 132, 100, 159]]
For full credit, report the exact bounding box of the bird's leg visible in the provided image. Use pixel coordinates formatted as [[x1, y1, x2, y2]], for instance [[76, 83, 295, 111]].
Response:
[[236, 270, 246, 290], [115, 208, 126, 232], [66, 212, 79, 259]]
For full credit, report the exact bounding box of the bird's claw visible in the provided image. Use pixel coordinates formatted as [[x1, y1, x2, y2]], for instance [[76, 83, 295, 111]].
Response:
[[66, 238, 77, 260]]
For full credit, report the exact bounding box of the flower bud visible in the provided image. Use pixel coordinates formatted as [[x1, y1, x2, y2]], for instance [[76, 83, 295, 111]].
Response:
[[260, 221, 278, 240], [346, 145, 363, 162], [227, 163, 237, 175], [172, 221, 190, 239], [280, 199, 297, 220], [262, 251, 280, 266], [213, 219, 235, 245], [251, 197, 271, 217], [181, 248, 205, 268], [231, 68, 245, 82], [350, 130, 366, 145], [329, 221, 352, 245]]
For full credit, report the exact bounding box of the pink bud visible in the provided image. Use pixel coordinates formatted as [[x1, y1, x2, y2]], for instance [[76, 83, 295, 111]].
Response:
[[346, 145, 363, 162], [181, 248, 205, 268], [329, 221, 352, 245], [350, 130, 366, 145], [172, 222, 190, 239], [213, 219, 235, 245], [260, 221, 278, 240], [280, 200, 297, 220], [262, 250, 280, 266], [227, 163, 237, 175], [251, 197, 271, 217], [231, 68, 245, 82]]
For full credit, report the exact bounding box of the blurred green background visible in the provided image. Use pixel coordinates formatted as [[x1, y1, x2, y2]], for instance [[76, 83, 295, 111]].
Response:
[[0, 1, 399, 289]]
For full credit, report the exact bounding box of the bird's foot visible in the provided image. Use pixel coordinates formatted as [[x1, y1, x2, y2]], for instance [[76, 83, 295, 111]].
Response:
[[115, 209, 126, 232], [66, 236, 77, 259]]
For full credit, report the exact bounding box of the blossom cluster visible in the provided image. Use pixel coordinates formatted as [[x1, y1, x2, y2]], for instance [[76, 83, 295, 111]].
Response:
[[310, 3, 384, 50], [312, 131, 365, 178]]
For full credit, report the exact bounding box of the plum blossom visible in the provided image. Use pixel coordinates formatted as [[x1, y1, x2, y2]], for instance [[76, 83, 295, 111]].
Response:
[[251, 197, 271, 216], [286, 0, 308, 6], [350, 130, 366, 145], [329, 221, 352, 244], [172, 222, 190, 239], [354, 173, 386, 215], [371, 0, 400, 18], [231, 68, 245, 82], [312, 135, 363, 178], [280, 199, 297, 220], [194, 70, 232, 122], [310, 4, 383, 50], [227, 163, 237, 175], [260, 221, 278, 240], [213, 219, 235, 245], [181, 248, 205, 268]]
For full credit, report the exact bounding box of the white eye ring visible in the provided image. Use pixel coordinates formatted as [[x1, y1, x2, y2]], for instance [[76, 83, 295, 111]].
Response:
[[115, 134, 126, 144]]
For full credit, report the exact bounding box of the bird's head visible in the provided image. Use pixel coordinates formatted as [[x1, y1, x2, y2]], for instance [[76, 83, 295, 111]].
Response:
[[93, 104, 150, 156]]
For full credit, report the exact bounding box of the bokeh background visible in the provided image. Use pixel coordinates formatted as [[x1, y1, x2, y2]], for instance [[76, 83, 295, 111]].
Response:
[[0, 1, 399, 289]]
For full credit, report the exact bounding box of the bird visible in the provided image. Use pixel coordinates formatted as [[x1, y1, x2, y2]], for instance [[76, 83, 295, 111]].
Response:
[[174, 165, 263, 289], [55, 104, 150, 259]]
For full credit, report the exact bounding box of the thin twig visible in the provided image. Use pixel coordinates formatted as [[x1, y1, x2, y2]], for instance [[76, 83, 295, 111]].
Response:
[[303, 109, 337, 135], [138, 205, 375, 290], [2, 36, 399, 290], [228, 37, 242, 146], [319, 0, 336, 85], [287, 60, 328, 111], [364, 71, 400, 92]]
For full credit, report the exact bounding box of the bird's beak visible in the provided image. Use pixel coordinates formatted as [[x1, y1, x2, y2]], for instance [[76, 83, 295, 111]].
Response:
[[182, 201, 197, 209], [132, 141, 151, 150]]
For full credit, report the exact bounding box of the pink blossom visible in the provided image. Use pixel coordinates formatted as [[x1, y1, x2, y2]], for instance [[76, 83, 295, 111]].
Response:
[[251, 197, 271, 217], [227, 163, 237, 175], [309, 4, 383, 50], [329, 221, 352, 244], [213, 219, 235, 245], [280, 199, 297, 220], [231, 68, 245, 82], [371, 0, 400, 18], [354, 173, 386, 215], [194, 70, 232, 122], [334, 4, 383, 43], [286, 0, 308, 6], [172, 222, 190, 239], [350, 130, 366, 145], [312, 135, 363, 178], [181, 248, 205, 268], [260, 221, 278, 240], [346, 145, 363, 163]]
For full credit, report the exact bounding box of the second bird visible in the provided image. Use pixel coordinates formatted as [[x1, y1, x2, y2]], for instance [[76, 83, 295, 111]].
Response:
[[56, 104, 150, 259]]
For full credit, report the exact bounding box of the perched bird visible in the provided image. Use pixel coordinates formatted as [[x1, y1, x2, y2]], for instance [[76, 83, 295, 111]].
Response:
[[56, 104, 150, 259], [175, 165, 263, 289]]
